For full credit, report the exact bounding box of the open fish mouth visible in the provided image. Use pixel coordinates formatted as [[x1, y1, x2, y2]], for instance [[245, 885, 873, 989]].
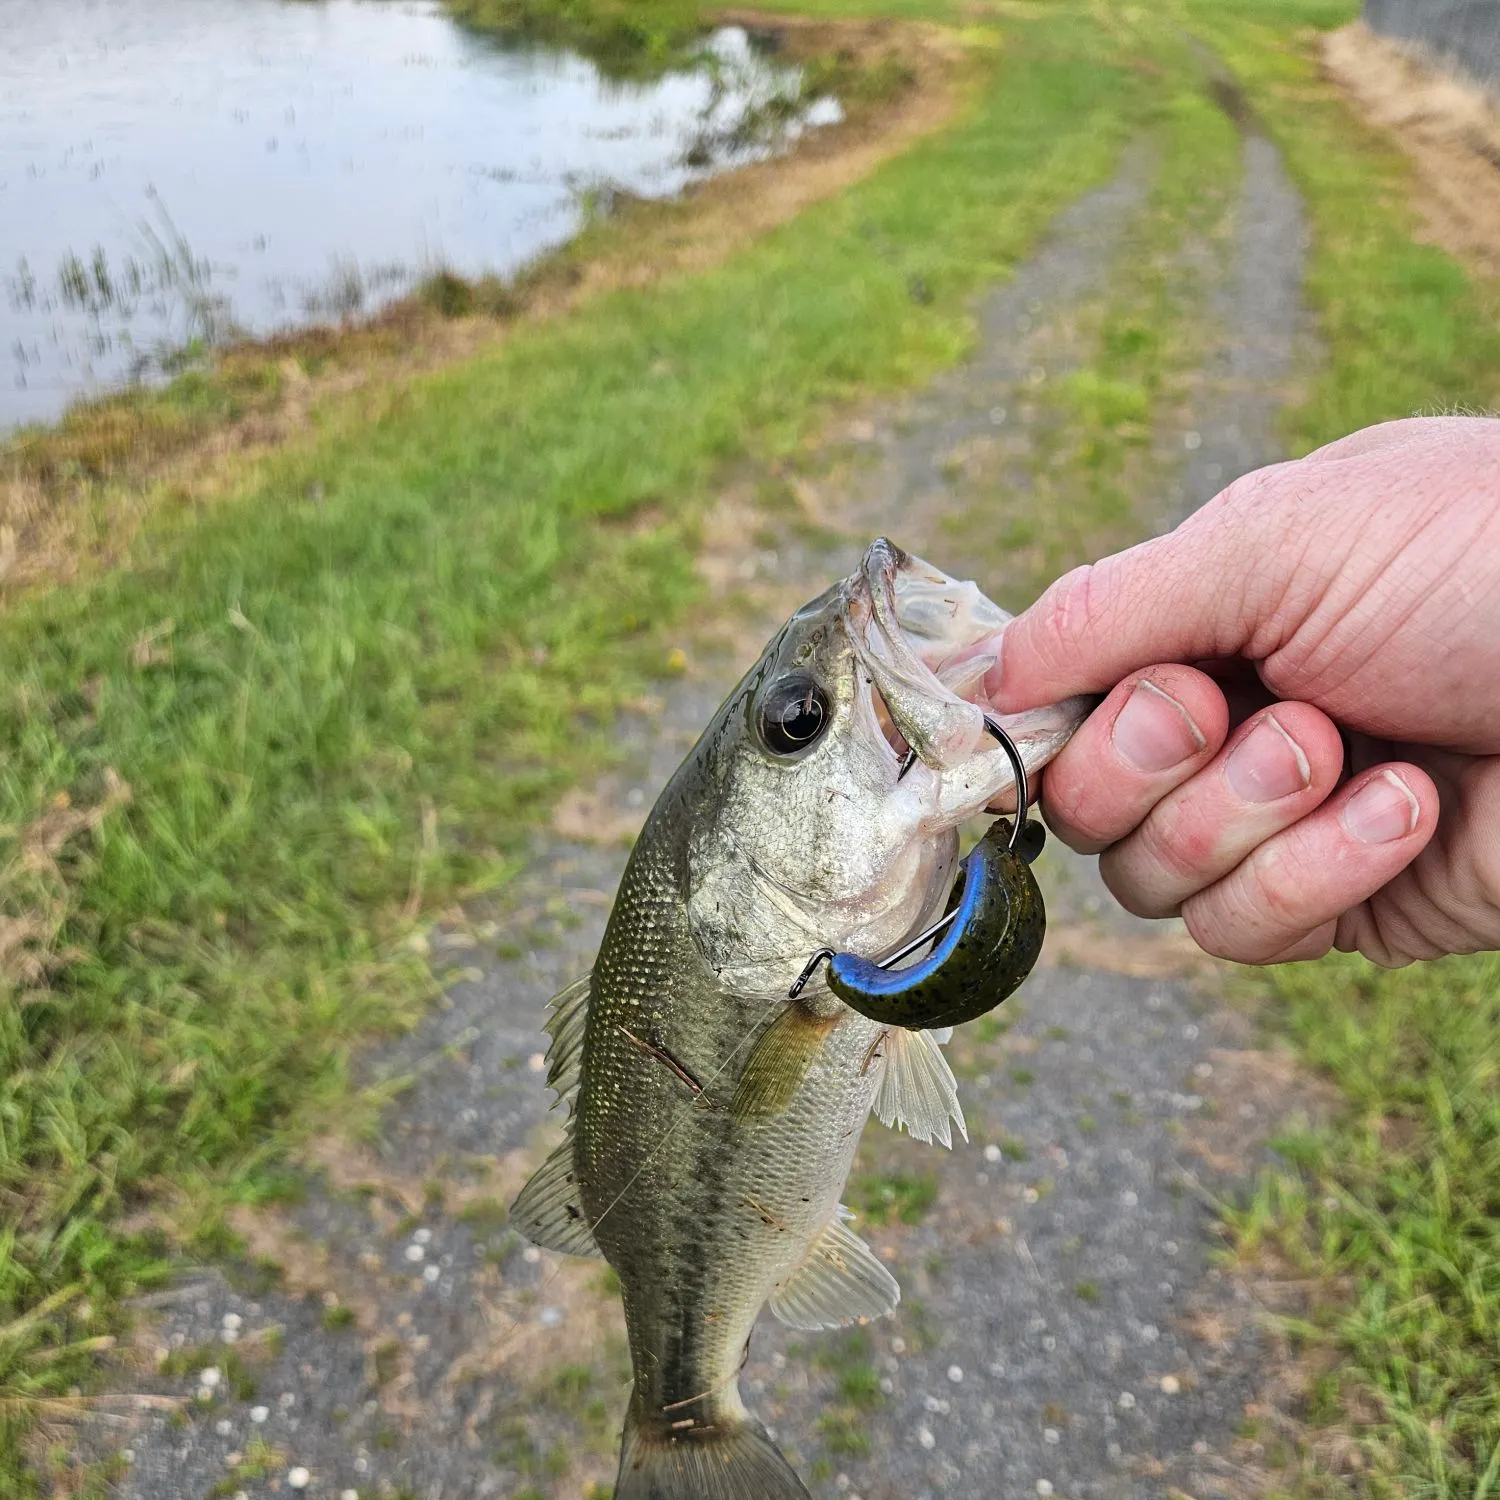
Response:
[[844, 538, 1089, 820]]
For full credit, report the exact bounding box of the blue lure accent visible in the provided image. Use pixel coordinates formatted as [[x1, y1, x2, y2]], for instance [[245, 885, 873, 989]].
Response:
[[830, 833, 1001, 1001]]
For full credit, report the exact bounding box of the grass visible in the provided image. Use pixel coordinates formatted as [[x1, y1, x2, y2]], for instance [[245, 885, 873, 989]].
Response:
[[1171, 4, 1500, 1491], [0, 5, 1147, 1483], [848, 1168, 940, 1226], [443, 0, 704, 77], [1228, 955, 1500, 1496], [2, 0, 1498, 1491]]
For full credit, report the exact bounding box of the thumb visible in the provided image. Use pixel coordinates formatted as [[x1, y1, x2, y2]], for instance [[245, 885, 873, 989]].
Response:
[[987, 485, 1288, 710]]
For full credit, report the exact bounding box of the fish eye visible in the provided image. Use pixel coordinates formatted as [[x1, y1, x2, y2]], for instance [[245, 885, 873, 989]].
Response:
[[757, 673, 831, 757]]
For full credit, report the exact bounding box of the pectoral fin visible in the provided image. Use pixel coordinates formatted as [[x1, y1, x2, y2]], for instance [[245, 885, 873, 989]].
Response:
[[768, 1206, 900, 1330], [730, 1003, 837, 1121], [509, 1138, 601, 1258], [871, 1027, 967, 1148]]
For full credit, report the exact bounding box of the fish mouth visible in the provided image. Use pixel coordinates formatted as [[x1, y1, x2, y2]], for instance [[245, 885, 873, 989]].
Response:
[[844, 538, 1089, 821]]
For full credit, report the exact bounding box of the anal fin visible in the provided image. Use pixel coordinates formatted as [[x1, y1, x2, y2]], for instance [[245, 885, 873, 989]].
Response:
[[509, 1138, 601, 1258], [872, 1027, 967, 1148], [768, 1206, 899, 1331], [730, 1003, 836, 1121]]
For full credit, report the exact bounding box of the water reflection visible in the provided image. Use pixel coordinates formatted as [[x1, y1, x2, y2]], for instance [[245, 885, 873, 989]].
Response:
[[0, 0, 835, 430]]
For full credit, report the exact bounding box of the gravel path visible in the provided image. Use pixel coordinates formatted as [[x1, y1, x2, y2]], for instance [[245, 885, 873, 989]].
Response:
[[83, 101, 1315, 1500]]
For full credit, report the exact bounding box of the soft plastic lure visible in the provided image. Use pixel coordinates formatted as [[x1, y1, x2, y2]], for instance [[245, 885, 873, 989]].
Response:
[[789, 718, 1047, 1031]]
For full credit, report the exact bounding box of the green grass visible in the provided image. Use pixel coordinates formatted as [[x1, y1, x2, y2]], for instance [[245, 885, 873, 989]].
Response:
[[0, 6, 1147, 1482], [443, 0, 704, 77], [1189, 0, 1500, 438], [1169, 5, 1500, 1492], [4, 0, 1499, 1490], [1229, 955, 1500, 1495], [849, 1168, 940, 1226]]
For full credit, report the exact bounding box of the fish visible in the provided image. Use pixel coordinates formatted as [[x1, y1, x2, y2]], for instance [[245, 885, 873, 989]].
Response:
[[511, 539, 1090, 1500]]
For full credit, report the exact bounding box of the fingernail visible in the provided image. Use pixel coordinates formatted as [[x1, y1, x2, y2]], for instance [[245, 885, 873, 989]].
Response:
[[1111, 679, 1206, 773], [1342, 769, 1420, 844], [1224, 714, 1311, 803]]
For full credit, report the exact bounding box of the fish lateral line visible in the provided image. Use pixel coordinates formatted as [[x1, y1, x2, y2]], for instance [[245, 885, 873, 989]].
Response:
[[617, 1024, 705, 1097]]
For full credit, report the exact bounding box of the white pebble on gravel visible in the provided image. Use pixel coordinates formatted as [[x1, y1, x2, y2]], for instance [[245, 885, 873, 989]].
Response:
[[522, 1246, 542, 1264], [249, 1406, 269, 1423], [215, 1419, 233, 1436], [404, 1244, 425, 1263], [121, 1449, 135, 1464], [527, 1052, 546, 1072], [879, 1378, 894, 1395], [342, 1492, 360, 1500], [982, 1144, 1002, 1164], [279, 1392, 296, 1408], [221, 1312, 242, 1332], [1023, 1187, 1040, 1203], [1193, 1440, 1209, 1455], [413, 1227, 432, 1245], [1160, 1374, 1181, 1394], [1118, 1391, 1136, 1410], [199, 1366, 222, 1389], [423, 1264, 441, 1284], [1043, 1428, 1060, 1445], [287, 1467, 310, 1489], [946, 1365, 963, 1384], [917, 1427, 936, 1451], [1036, 1481, 1054, 1496]]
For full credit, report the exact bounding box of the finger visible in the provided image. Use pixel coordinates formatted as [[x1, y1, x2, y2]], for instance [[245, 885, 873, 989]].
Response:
[[1178, 764, 1439, 965], [1037, 666, 1228, 855], [1100, 703, 1345, 917], [984, 470, 1297, 711]]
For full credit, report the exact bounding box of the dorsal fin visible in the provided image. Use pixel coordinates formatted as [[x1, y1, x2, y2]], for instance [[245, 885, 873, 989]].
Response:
[[871, 1027, 966, 1148], [768, 1206, 899, 1330], [510, 1137, 601, 1258]]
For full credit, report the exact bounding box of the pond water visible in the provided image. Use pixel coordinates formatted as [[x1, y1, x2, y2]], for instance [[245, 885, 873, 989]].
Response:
[[1, 0, 836, 431]]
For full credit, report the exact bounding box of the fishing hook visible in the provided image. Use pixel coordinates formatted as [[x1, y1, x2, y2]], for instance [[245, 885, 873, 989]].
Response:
[[790, 716, 1033, 999]]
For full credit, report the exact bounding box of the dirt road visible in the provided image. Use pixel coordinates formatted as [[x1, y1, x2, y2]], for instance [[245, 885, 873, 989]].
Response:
[[87, 102, 1319, 1500]]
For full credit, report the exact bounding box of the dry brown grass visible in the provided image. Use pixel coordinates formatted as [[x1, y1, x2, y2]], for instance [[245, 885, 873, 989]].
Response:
[[1323, 22, 1500, 279]]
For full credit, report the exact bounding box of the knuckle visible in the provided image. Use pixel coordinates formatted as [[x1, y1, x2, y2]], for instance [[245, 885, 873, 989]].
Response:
[[1028, 565, 1101, 675]]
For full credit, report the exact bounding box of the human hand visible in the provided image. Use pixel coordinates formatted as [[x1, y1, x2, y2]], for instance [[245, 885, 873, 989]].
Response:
[[986, 416, 1500, 966]]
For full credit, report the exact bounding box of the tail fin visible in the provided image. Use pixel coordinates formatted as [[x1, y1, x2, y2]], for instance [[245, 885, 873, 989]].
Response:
[[615, 1406, 810, 1500]]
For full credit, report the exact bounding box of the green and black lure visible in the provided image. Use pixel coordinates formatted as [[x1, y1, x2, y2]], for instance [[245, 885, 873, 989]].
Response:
[[789, 717, 1047, 1032]]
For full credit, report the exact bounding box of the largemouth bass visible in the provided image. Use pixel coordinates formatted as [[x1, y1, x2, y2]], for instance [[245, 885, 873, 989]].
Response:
[[512, 540, 1089, 1499]]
